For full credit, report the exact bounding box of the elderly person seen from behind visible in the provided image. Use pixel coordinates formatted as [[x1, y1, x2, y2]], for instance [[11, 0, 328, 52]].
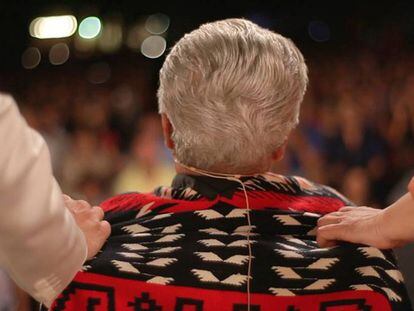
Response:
[[48, 19, 411, 310]]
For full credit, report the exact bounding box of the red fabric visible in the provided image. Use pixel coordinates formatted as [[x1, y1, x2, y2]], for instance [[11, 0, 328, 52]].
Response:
[[55, 272, 392, 311], [101, 191, 345, 215]]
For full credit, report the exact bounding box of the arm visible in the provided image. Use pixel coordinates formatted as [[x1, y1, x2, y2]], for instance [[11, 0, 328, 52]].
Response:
[[0, 94, 88, 306], [317, 177, 414, 248]]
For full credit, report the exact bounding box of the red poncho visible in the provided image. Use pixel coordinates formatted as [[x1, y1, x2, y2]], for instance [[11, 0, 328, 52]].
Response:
[[51, 173, 412, 310]]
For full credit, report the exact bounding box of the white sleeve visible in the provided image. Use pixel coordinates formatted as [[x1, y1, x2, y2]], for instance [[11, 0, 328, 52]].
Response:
[[0, 94, 87, 307]]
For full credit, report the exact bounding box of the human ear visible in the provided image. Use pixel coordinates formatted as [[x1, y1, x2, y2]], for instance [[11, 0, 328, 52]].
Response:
[[161, 113, 175, 150]]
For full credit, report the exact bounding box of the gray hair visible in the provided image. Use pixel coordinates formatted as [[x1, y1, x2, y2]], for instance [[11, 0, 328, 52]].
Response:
[[158, 18, 308, 173]]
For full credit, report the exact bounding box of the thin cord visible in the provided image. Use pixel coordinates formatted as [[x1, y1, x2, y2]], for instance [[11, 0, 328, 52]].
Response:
[[175, 159, 256, 311]]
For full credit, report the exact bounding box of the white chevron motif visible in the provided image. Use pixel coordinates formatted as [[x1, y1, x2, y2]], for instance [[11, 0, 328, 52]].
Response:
[[304, 279, 335, 290], [275, 250, 304, 258], [154, 234, 184, 243], [350, 284, 373, 291], [274, 215, 302, 225], [198, 239, 226, 247], [226, 209, 248, 218], [194, 209, 248, 220], [192, 269, 219, 283], [356, 266, 380, 278], [277, 243, 300, 251], [161, 224, 182, 233], [111, 260, 140, 274], [307, 258, 339, 270], [269, 288, 295, 296], [151, 246, 181, 254], [272, 267, 302, 279], [136, 202, 155, 218], [232, 225, 257, 237], [194, 210, 224, 220], [358, 247, 387, 260], [381, 287, 402, 302], [386, 269, 404, 283], [228, 240, 255, 247], [221, 273, 249, 286], [146, 258, 177, 267], [281, 236, 307, 246], [146, 276, 174, 285], [122, 243, 148, 251], [149, 213, 172, 221], [198, 239, 255, 248], [117, 252, 143, 259], [199, 228, 228, 236], [122, 224, 150, 234], [191, 269, 248, 286], [195, 252, 250, 265]]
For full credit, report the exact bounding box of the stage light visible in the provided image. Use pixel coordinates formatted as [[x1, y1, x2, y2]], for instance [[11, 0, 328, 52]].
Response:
[[145, 13, 170, 35], [49, 43, 70, 65], [79, 17, 102, 39], [21, 47, 41, 69], [141, 35, 166, 59], [29, 15, 77, 39]]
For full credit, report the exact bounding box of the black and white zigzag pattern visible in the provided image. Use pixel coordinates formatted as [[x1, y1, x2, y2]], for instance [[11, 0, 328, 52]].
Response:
[[88, 204, 409, 305]]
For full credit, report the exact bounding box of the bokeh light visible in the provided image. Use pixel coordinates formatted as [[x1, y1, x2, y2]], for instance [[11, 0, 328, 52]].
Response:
[[308, 20, 331, 42], [126, 23, 148, 51], [74, 36, 96, 54], [87, 62, 111, 84], [79, 17, 102, 39], [29, 15, 77, 39], [145, 13, 170, 35], [21, 47, 41, 69], [98, 21, 123, 53], [49, 43, 70, 65], [140, 35, 166, 59]]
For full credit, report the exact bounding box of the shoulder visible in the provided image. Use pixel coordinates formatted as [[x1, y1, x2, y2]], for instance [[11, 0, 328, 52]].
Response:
[[100, 191, 177, 214], [100, 192, 147, 212], [290, 175, 354, 206], [261, 173, 354, 206]]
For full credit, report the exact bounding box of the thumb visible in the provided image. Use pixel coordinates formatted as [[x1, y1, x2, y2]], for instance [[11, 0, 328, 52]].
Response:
[[99, 220, 111, 241], [86, 221, 111, 260]]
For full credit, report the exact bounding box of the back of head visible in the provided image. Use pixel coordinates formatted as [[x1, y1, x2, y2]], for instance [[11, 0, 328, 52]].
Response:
[[158, 18, 308, 173]]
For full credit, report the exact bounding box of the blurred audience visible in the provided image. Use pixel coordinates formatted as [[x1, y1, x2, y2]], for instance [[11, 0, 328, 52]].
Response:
[[2, 51, 411, 208], [1, 51, 411, 210], [0, 42, 413, 311]]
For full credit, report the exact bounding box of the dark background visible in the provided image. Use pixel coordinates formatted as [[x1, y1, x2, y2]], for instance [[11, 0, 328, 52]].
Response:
[[0, 0, 413, 308]]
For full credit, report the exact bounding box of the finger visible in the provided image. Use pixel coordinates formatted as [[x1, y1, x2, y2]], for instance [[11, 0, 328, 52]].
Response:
[[317, 215, 342, 227], [62, 194, 72, 202], [316, 227, 338, 248], [70, 200, 91, 213], [317, 224, 347, 243], [339, 206, 354, 212], [317, 236, 337, 248], [91, 206, 105, 221], [329, 211, 344, 217], [99, 220, 111, 239]]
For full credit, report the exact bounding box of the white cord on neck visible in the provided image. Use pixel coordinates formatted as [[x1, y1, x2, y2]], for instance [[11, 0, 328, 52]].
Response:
[[175, 160, 255, 311]]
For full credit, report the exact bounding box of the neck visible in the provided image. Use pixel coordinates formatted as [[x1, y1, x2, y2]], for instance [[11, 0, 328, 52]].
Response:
[[174, 161, 269, 177]]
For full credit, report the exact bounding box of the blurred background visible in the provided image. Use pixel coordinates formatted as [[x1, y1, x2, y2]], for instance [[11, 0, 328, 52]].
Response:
[[0, 0, 413, 309]]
